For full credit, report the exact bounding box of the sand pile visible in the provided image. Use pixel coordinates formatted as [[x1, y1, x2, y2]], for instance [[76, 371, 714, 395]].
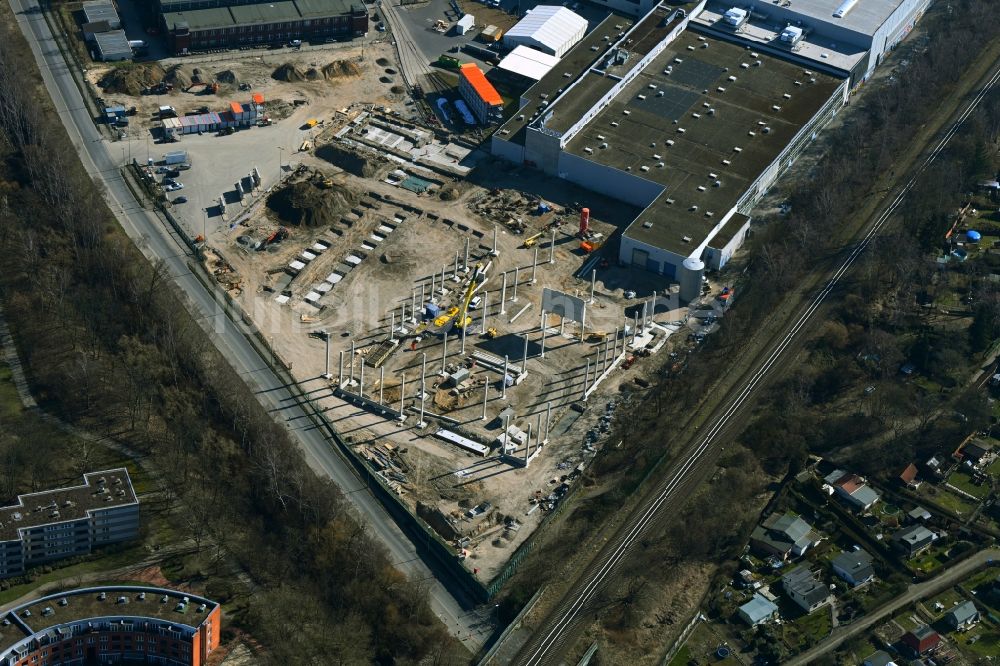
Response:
[[215, 69, 239, 85], [272, 63, 306, 82], [266, 179, 359, 228], [98, 63, 166, 95], [323, 60, 362, 79], [163, 64, 195, 89]]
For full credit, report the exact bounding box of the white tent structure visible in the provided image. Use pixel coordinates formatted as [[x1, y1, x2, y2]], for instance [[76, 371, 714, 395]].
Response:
[[497, 45, 561, 81], [503, 5, 587, 58]]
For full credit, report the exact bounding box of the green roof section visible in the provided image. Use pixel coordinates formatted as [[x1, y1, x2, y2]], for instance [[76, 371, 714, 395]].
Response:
[[295, 0, 358, 17], [162, 7, 234, 30], [229, 0, 301, 24]]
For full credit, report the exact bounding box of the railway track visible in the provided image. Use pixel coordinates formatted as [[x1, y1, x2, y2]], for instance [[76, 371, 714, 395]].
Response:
[[512, 59, 1000, 666], [380, 0, 437, 91]]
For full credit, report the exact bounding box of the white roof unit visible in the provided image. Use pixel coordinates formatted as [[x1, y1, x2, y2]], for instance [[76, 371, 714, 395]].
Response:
[[723, 7, 748, 26], [497, 45, 561, 81], [503, 6, 588, 58], [833, 0, 860, 18], [780, 26, 804, 44]]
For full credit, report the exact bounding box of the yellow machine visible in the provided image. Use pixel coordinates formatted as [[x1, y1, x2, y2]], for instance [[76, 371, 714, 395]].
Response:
[[434, 306, 460, 328], [454, 263, 488, 331], [522, 232, 544, 248], [483, 327, 498, 339]]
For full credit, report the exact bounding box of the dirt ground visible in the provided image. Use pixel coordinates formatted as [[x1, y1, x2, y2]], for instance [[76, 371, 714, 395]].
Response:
[[87, 42, 413, 138]]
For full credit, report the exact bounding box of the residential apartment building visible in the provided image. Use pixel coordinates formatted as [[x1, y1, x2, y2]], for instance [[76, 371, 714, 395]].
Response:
[[0, 469, 139, 579], [458, 63, 504, 125], [0, 586, 220, 666]]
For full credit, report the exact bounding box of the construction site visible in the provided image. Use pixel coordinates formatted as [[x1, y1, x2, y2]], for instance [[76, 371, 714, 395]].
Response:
[[193, 123, 725, 579]]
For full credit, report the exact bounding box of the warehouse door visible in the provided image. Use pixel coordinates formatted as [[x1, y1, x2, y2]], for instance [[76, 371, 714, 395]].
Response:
[[631, 248, 649, 268]]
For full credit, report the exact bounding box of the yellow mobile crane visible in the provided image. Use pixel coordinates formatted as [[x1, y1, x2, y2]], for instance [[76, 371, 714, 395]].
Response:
[[454, 263, 489, 331]]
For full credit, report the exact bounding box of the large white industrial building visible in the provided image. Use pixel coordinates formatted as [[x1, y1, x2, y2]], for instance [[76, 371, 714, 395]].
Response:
[[692, 0, 933, 84], [492, 0, 931, 297], [503, 5, 588, 58]]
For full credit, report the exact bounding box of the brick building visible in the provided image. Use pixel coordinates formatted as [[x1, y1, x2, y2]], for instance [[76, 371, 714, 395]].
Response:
[[0, 469, 139, 580], [162, 0, 367, 54], [0, 586, 220, 666]]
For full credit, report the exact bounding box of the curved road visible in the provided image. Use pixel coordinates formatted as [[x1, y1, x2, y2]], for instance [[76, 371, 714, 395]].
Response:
[[7, 0, 488, 648], [512, 59, 1000, 666], [788, 549, 1000, 665]]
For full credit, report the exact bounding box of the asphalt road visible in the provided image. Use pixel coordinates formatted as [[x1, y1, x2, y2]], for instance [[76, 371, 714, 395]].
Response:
[[7, 0, 490, 649], [510, 56, 1000, 666], [787, 549, 1000, 665]]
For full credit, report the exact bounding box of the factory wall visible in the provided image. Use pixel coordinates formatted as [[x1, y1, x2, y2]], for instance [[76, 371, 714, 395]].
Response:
[[868, 0, 933, 73], [557, 151, 664, 208], [618, 234, 687, 279], [523, 127, 564, 173], [492, 135, 526, 164], [704, 212, 751, 271]]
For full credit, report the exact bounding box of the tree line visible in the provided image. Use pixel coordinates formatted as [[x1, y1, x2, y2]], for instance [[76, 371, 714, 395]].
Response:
[[0, 15, 460, 666]]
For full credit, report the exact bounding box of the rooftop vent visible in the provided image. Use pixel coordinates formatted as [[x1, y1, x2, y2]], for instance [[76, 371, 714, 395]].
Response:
[[794, 80, 802, 86], [698, 36, 705, 41], [682, 235, 692, 243], [666, 198, 675, 204], [763, 126, 771, 133], [707, 108, 716, 115], [648, 83, 657, 89], [751, 52, 759, 58], [590, 45, 599, 51], [653, 153, 661, 159], [697, 185, 706, 192], [722, 159, 731, 165], [610, 121, 619, 127], [705, 211, 714, 217], [804, 70, 813, 76], [783, 93, 791, 99], [622, 109, 631, 115], [642, 221, 654, 228], [713, 180, 722, 187], [600, 142, 609, 149], [674, 57, 683, 64], [637, 94, 646, 100], [701, 43, 709, 49], [677, 128, 685, 133], [717, 87, 726, 93], [687, 45, 695, 51], [703, 102, 711, 108], [748, 130, 756, 136], [708, 172, 717, 179], [657, 90, 665, 97], [740, 63, 749, 69], [753, 60, 762, 66], [692, 112, 701, 119], [728, 75, 737, 82], [657, 162, 665, 168], [563, 72, 572, 78], [640, 165, 650, 172], [666, 139, 675, 146], [584, 147, 593, 154], [772, 105, 782, 111], [597, 134, 605, 140], [733, 146, 742, 152], [689, 205, 698, 212]]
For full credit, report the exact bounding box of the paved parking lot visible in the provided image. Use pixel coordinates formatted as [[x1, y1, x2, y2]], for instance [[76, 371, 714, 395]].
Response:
[[127, 115, 313, 237]]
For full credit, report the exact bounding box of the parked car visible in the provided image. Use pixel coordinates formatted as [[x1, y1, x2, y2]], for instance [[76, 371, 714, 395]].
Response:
[[288, 39, 302, 47], [173, 196, 188, 204]]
